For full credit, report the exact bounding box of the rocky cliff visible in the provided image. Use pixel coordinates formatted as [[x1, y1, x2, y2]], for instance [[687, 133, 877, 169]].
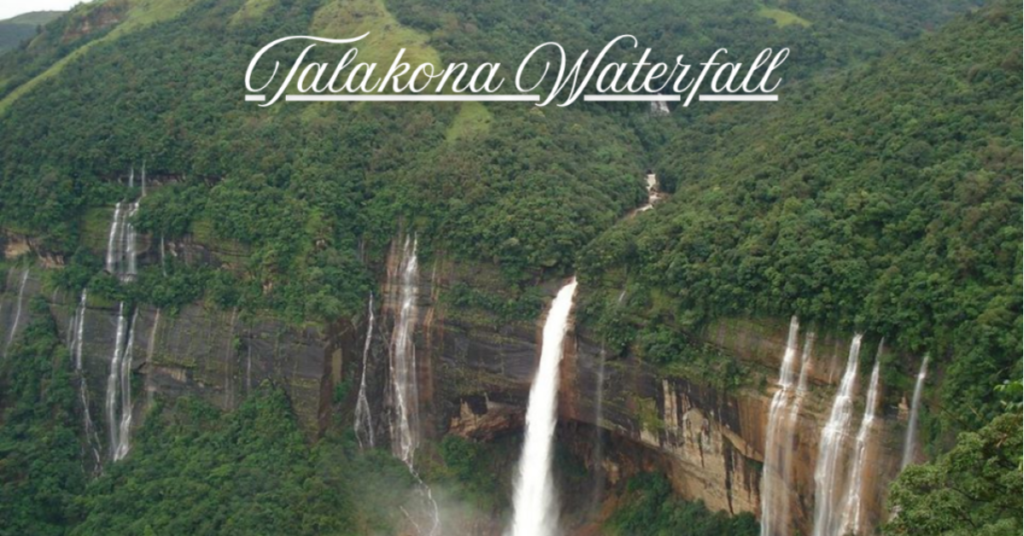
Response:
[[1, 237, 915, 534]]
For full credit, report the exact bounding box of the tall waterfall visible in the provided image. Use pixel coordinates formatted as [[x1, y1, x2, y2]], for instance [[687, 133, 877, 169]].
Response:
[[760, 317, 801, 536], [901, 356, 928, 469], [103, 196, 141, 461], [3, 268, 30, 356], [70, 289, 103, 470], [389, 236, 420, 466], [115, 309, 138, 461], [386, 236, 440, 536], [811, 334, 863, 536], [839, 358, 882, 535], [510, 278, 578, 536], [354, 293, 376, 449], [104, 304, 137, 461]]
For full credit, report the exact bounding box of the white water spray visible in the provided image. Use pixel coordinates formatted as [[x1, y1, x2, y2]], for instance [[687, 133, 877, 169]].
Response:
[[354, 293, 376, 448], [389, 236, 420, 466], [901, 356, 928, 469], [760, 316, 800, 536], [103, 196, 141, 460], [105, 304, 129, 458], [386, 236, 440, 536], [114, 309, 138, 461], [811, 334, 863, 536], [650, 100, 670, 115], [510, 278, 578, 536], [839, 357, 882, 535]]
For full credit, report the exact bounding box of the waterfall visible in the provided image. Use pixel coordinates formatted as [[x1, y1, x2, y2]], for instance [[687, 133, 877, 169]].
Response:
[[650, 100, 670, 115], [839, 358, 882, 535], [102, 197, 141, 460], [104, 305, 137, 461], [105, 203, 123, 273], [389, 236, 420, 466], [811, 334, 863, 536], [901, 356, 928, 469], [105, 304, 129, 457], [510, 278, 578, 536], [3, 268, 30, 356], [105, 202, 139, 280], [637, 174, 661, 212], [70, 289, 103, 470], [760, 317, 801, 536], [386, 236, 440, 536], [114, 309, 139, 461], [354, 293, 376, 449]]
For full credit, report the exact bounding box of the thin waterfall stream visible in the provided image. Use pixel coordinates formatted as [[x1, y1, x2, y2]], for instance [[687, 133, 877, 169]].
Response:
[[839, 357, 883, 535], [70, 289, 103, 470], [354, 293, 376, 449], [760, 317, 801, 536], [811, 334, 863, 536], [386, 235, 440, 536], [901, 356, 928, 469], [3, 268, 30, 357]]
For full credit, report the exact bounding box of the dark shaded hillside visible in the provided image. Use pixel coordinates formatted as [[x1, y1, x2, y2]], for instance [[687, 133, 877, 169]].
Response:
[[578, 0, 1022, 434], [0, 11, 64, 53]]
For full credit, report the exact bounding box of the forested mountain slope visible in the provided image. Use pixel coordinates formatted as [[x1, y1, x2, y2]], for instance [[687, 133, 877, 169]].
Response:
[[0, 0, 981, 324], [578, 0, 1022, 434]]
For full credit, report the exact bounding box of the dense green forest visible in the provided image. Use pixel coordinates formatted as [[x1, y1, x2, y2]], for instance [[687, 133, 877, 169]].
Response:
[[0, 0, 1020, 534]]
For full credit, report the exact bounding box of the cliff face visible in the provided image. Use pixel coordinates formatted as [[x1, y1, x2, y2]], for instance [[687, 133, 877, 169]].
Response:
[[0, 267, 332, 447], [412, 258, 909, 535], [1, 245, 908, 535]]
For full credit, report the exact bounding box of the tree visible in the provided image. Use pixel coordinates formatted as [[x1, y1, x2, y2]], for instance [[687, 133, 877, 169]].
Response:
[[884, 412, 1023, 536]]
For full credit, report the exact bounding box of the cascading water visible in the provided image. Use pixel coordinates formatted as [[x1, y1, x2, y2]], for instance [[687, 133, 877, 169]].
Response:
[[386, 236, 439, 536], [354, 293, 376, 449], [3, 268, 30, 356], [839, 357, 882, 535], [389, 236, 420, 466], [811, 334, 863, 536], [760, 316, 801, 536], [103, 193, 141, 461], [105, 201, 140, 280], [70, 289, 103, 470], [510, 278, 578, 536], [114, 309, 138, 461], [901, 356, 928, 469], [105, 304, 129, 457], [637, 174, 661, 213]]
